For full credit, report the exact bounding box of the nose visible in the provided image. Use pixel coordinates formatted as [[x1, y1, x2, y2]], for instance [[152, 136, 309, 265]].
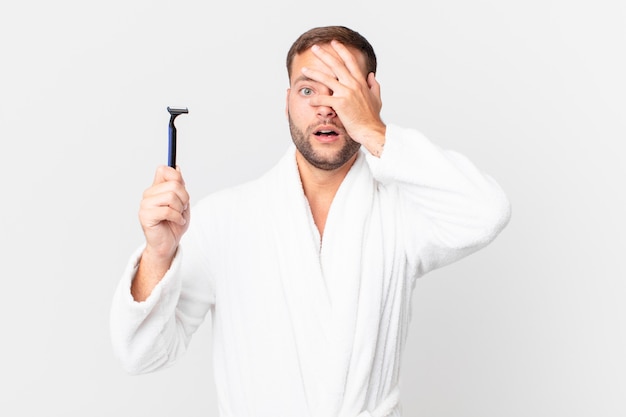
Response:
[[316, 105, 336, 119]]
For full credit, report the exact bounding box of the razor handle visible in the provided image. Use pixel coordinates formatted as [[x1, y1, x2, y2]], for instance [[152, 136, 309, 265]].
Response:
[[168, 123, 177, 168]]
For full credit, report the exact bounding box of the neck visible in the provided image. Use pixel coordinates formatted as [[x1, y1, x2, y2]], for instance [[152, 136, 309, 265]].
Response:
[[296, 151, 356, 197], [295, 151, 358, 238]]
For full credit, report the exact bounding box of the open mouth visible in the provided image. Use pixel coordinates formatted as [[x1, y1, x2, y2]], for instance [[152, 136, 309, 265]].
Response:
[[314, 129, 339, 138]]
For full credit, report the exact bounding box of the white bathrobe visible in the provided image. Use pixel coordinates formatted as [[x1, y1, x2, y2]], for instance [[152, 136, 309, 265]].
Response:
[[110, 124, 511, 417]]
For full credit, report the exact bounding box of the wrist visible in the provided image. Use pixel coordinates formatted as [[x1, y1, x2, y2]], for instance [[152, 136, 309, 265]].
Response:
[[361, 123, 386, 157], [141, 245, 177, 271], [132, 246, 177, 302]]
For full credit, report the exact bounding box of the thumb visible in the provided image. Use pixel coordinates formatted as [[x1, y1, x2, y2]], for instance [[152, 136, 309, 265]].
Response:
[[175, 165, 186, 185], [367, 72, 379, 91], [367, 72, 382, 111]]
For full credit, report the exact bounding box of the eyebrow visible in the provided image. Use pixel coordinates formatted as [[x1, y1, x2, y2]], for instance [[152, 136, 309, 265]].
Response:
[[291, 74, 317, 85]]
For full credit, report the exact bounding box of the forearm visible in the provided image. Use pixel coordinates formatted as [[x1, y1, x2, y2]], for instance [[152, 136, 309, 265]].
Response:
[[110, 223, 215, 375], [369, 124, 509, 209], [110, 246, 185, 374], [368, 124, 511, 272], [359, 123, 387, 158], [131, 246, 177, 302]]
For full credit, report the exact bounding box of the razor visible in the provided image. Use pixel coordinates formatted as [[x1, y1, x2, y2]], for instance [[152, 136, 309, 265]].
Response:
[[167, 106, 189, 168]]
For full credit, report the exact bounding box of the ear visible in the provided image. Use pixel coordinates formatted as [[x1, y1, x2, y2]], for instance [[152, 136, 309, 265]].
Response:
[[285, 88, 290, 119]]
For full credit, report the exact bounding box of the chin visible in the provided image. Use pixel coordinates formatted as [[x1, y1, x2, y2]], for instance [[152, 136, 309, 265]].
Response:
[[303, 141, 361, 171]]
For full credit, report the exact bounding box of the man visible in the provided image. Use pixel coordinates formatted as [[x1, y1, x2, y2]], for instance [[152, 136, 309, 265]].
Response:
[[110, 26, 511, 417]]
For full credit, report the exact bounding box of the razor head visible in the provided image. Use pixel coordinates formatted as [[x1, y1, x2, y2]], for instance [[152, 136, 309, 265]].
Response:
[[167, 106, 189, 116]]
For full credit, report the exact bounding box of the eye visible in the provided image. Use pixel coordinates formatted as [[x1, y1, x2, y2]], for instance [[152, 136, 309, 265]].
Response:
[[299, 87, 313, 96]]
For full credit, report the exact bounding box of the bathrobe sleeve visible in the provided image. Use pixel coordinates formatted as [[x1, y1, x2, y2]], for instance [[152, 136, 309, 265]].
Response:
[[365, 124, 511, 278], [109, 215, 215, 375]]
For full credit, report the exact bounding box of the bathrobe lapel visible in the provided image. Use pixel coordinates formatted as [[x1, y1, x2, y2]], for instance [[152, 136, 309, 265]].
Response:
[[321, 152, 386, 417], [267, 147, 384, 417]]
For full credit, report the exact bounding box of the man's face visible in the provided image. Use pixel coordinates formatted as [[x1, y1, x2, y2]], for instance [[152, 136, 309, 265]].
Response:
[[286, 45, 366, 171]]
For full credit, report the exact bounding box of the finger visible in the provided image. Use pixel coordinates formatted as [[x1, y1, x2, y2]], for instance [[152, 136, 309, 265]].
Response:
[[141, 190, 187, 214], [310, 44, 355, 85], [142, 189, 190, 217], [152, 165, 185, 186], [143, 176, 190, 208], [143, 179, 189, 201], [301, 67, 338, 92], [367, 72, 382, 108], [175, 165, 186, 185], [182, 205, 191, 224], [329, 40, 367, 82], [306, 91, 338, 110], [367, 72, 379, 90], [140, 205, 187, 227]]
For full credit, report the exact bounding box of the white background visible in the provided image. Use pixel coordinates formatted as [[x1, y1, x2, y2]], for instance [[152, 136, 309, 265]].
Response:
[[1, 0, 625, 416]]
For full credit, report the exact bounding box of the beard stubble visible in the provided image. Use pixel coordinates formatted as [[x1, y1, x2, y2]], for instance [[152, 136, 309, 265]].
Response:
[[288, 115, 361, 171]]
